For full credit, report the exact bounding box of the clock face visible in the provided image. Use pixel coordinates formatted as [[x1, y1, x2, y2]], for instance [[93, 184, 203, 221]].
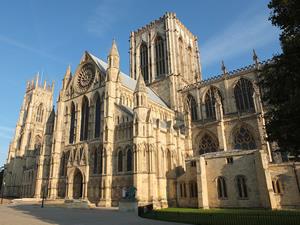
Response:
[[75, 63, 95, 93]]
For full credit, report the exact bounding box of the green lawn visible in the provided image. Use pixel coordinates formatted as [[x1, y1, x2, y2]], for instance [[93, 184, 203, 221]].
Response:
[[140, 208, 300, 225]]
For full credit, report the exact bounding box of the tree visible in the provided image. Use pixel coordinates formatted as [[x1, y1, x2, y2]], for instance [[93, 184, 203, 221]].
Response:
[[259, 0, 300, 157]]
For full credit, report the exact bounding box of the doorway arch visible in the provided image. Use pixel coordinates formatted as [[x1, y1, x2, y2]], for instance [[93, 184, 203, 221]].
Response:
[[73, 168, 83, 199]]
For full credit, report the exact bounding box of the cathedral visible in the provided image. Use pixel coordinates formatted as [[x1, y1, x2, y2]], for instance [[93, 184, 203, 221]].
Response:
[[3, 12, 300, 209]]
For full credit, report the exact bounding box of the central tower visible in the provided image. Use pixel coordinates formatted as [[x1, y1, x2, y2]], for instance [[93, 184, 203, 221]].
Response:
[[129, 12, 201, 111]]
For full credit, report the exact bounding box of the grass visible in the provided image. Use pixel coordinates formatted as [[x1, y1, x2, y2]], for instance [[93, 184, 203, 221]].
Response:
[[140, 207, 300, 225]]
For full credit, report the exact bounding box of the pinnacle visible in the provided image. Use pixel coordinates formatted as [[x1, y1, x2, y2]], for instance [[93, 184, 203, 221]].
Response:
[[109, 39, 119, 57], [134, 69, 147, 93]]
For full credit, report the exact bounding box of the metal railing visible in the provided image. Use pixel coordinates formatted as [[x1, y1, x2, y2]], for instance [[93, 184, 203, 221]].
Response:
[[139, 207, 300, 225]]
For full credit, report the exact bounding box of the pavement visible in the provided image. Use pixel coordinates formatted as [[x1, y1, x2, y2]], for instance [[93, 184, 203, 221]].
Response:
[[0, 203, 189, 225]]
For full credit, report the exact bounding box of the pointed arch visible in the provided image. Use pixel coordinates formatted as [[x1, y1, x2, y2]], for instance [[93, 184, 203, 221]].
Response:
[[36, 103, 44, 122], [155, 35, 166, 77], [126, 148, 133, 171], [69, 102, 76, 144], [118, 149, 123, 172], [178, 37, 185, 77], [234, 78, 255, 113], [232, 124, 257, 150], [236, 175, 248, 198], [60, 152, 67, 177], [167, 149, 172, 171], [217, 176, 227, 199], [93, 148, 98, 174], [187, 94, 198, 121], [140, 42, 149, 82], [204, 87, 223, 120], [80, 96, 89, 141], [34, 135, 42, 153], [272, 177, 283, 194], [94, 93, 101, 138], [187, 45, 193, 77], [198, 132, 219, 155]]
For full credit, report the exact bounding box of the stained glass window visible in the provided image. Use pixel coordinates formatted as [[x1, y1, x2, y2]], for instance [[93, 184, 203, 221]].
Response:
[[199, 134, 218, 155], [234, 79, 255, 113], [234, 126, 256, 150]]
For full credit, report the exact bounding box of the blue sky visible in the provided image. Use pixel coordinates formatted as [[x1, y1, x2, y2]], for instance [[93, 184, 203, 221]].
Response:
[[0, 0, 281, 166]]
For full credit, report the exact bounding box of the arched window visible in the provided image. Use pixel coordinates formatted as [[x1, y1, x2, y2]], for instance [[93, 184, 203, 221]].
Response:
[[94, 95, 101, 138], [36, 103, 44, 122], [167, 150, 172, 171], [217, 176, 227, 199], [155, 36, 166, 77], [60, 152, 67, 177], [80, 96, 89, 141], [187, 95, 198, 121], [140, 43, 149, 82], [99, 148, 103, 174], [34, 135, 42, 153], [118, 150, 123, 172], [272, 178, 283, 194], [189, 181, 198, 198], [236, 175, 248, 198], [126, 149, 133, 171], [233, 126, 256, 150], [178, 37, 185, 77], [69, 102, 76, 144], [205, 87, 223, 120], [187, 46, 193, 77], [93, 149, 98, 174], [234, 78, 255, 113], [199, 134, 218, 155]]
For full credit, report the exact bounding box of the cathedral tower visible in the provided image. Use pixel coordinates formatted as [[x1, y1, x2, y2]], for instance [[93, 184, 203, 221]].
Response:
[[5, 74, 54, 197], [129, 12, 202, 111]]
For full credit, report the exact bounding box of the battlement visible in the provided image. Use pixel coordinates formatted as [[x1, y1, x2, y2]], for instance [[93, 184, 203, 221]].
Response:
[[132, 12, 196, 39], [181, 58, 273, 92], [26, 73, 54, 93]]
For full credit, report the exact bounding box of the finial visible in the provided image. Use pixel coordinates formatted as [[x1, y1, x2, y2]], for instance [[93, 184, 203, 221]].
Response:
[[35, 72, 40, 88], [109, 38, 119, 56], [253, 49, 259, 67], [221, 60, 227, 75], [134, 67, 147, 93], [51, 81, 55, 93]]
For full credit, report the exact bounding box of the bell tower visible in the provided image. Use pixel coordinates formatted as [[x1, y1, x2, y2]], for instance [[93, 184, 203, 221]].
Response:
[[5, 74, 54, 197], [129, 12, 201, 111]]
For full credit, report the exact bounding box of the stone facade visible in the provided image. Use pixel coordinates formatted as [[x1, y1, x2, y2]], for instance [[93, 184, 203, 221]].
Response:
[[3, 12, 300, 209]]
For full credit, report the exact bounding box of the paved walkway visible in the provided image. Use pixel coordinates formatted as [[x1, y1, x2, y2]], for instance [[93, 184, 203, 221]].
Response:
[[0, 204, 188, 225]]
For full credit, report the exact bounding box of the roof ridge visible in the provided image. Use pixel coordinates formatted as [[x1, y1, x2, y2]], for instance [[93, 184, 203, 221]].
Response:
[[87, 52, 169, 108]]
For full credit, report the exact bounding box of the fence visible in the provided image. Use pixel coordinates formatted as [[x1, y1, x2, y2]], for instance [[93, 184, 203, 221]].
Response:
[[139, 207, 300, 225]]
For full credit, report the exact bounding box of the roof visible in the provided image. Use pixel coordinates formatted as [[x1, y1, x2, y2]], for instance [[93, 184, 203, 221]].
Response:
[[88, 52, 168, 108]]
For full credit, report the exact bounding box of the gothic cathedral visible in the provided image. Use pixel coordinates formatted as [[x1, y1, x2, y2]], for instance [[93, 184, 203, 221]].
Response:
[[4, 13, 300, 209]]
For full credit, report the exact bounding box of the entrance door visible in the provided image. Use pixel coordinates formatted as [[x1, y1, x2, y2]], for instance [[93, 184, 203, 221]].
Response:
[[73, 169, 83, 199]]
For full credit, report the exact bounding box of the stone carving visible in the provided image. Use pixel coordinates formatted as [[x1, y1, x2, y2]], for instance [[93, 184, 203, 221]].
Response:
[[75, 63, 95, 93]]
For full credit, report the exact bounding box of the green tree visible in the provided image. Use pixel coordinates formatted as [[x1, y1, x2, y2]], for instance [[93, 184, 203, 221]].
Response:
[[259, 0, 300, 157]]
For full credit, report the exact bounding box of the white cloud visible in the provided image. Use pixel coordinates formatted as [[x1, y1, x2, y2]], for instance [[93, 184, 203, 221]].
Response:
[[200, 9, 280, 67], [87, 0, 131, 37], [0, 34, 66, 64]]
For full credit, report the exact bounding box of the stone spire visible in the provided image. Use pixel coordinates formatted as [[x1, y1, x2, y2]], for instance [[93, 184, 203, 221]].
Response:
[[221, 60, 227, 75], [109, 39, 119, 57], [134, 69, 147, 93], [35, 72, 40, 88], [107, 40, 120, 82], [252, 49, 259, 67], [63, 65, 72, 89]]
